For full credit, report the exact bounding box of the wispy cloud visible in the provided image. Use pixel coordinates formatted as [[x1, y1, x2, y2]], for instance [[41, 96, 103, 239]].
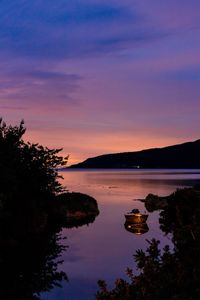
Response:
[[0, 0, 168, 60], [0, 0, 200, 163], [0, 65, 82, 108], [161, 66, 200, 81]]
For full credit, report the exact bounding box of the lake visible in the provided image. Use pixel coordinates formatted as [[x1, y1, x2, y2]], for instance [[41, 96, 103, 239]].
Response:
[[42, 169, 200, 300]]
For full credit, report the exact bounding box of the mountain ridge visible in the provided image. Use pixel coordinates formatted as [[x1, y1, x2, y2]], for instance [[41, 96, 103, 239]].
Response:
[[69, 139, 200, 169]]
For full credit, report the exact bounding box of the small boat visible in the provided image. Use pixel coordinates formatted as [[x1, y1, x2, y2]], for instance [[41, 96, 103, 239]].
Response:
[[125, 209, 148, 224]]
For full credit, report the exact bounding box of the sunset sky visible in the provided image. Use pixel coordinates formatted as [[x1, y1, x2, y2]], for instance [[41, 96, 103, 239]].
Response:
[[1, 0, 200, 165]]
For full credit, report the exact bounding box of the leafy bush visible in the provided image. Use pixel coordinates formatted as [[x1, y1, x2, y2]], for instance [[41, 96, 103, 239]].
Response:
[[0, 119, 68, 210], [96, 186, 200, 300]]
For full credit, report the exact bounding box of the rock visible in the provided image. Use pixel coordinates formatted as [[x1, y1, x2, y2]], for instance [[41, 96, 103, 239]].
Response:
[[51, 192, 99, 226], [144, 193, 168, 212]]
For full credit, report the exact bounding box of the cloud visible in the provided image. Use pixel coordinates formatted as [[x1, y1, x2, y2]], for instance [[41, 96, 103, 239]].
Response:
[[0, 65, 82, 108], [0, 0, 200, 164], [0, 0, 167, 60], [161, 66, 200, 81]]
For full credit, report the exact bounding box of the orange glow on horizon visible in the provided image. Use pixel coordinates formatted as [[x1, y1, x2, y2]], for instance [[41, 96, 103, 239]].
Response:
[[24, 127, 193, 166]]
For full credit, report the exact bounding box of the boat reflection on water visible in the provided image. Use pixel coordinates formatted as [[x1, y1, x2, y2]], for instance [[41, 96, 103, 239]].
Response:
[[124, 209, 149, 235], [124, 221, 149, 235]]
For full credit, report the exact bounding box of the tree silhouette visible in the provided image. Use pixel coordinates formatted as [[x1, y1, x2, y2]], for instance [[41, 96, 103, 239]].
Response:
[[0, 119, 99, 300], [96, 185, 200, 300], [0, 119, 68, 212], [0, 119, 69, 299]]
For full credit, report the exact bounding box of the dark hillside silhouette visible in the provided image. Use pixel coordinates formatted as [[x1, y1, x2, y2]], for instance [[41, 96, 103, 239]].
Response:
[[70, 140, 200, 168]]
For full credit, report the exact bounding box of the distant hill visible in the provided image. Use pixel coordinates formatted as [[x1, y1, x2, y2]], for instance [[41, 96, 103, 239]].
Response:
[[69, 140, 200, 169]]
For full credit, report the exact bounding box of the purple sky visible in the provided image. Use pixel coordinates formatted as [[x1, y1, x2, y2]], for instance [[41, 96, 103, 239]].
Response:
[[1, 0, 200, 164]]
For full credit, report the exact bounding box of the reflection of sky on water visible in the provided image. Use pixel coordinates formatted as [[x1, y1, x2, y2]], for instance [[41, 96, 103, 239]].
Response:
[[42, 170, 200, 300]]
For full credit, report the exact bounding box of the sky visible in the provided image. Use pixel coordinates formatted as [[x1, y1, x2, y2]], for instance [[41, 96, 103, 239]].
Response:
[[0, 0, 200, 165]]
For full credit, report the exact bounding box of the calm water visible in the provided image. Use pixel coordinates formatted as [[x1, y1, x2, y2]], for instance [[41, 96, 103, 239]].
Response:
[[42, 169, 200, 300]]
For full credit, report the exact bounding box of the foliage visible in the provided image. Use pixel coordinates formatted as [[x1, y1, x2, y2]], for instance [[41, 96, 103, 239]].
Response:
[[0, 119, 69, 299], [0, 119, 100, 300], [0, 223, 68, 300], [96, 186, 200, 300], [0, 119, 68, 210]]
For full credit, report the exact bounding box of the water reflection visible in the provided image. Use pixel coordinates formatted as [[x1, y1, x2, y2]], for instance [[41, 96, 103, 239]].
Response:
[[53, 170, 200, 300], [61, 215, 97, 229], [96, 185, 200, 300], [0, 215, 67, 300], [124, 222, 149, 235], [0, 203, 98, 300]]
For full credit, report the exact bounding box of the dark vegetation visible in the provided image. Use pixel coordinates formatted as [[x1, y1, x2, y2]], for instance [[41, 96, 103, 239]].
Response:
[[0, 119, 99, 300], [70, 139, 200, 168], [96, 185, 200, 300]]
